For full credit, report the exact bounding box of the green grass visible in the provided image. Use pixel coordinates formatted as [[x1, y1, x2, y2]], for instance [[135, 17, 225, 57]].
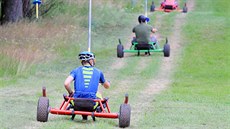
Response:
[[140, 0, 230, 128], [1, 0, 229, 129], [0, 0, 134, 85], [0, 1, 180, 128], [0, 1, 146, 129]]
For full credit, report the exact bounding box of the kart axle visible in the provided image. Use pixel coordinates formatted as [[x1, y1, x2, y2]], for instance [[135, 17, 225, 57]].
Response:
[[123, 49, 163, 53], [49, 108, 119, 118]]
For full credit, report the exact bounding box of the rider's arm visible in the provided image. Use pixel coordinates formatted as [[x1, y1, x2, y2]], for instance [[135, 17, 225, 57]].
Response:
[[151, 28, 158, 33], [132, 27, 136, 39], [99, 72, 110, 89], [64, 75, 74, 94], [102, 81, 110, 89], [132, 33, 136, 39]]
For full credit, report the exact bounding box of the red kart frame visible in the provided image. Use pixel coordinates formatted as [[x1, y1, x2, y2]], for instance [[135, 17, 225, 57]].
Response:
[[150, 0, 187, 13], [50, 96, 118, 118], [37, 87, 131, 128]]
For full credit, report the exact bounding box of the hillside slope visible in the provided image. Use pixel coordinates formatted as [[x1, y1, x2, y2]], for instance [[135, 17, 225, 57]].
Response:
[[1, 0, 229, 129]]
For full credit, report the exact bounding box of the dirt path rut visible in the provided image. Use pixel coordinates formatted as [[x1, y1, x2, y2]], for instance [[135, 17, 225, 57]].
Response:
[[124, 0, 195, 128]]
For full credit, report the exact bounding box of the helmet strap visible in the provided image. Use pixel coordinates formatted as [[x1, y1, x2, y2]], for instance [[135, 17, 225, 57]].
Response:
[[87, 60, 94, 67], [92, 59, 95, 66], [81, 61, 85, 66]]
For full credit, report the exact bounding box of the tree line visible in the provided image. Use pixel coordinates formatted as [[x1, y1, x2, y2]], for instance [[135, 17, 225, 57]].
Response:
[[0, 0, 31, 24], [0, 0, 57, 25]]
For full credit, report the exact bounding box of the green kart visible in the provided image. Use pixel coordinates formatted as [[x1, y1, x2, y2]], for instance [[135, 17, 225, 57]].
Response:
[[117, 38, 170, 58]]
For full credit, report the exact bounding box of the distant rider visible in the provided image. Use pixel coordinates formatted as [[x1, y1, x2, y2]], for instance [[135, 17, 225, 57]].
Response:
[[132, 15, 157, 44]]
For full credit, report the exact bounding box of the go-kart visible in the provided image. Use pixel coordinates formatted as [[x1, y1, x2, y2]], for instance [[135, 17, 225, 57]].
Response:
[[37, 87, 131, 128], [117, 38, 170, 58], [150, 0, 187, 13]]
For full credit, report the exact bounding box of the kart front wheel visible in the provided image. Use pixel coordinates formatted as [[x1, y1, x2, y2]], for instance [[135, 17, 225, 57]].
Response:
[[119, 104, 131, 128], [37, 97, 49, 122], [163, 43, 170, 57], [117, 44, 124, 58]]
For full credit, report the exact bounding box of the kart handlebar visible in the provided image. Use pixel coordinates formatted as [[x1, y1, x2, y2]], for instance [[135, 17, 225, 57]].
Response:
[[124, 93, 129, 104], [119, 39, 122, 44], [42, 86, 46, 97]]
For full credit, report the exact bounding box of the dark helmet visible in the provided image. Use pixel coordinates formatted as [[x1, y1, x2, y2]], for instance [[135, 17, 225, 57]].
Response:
[[78, 51, 95, 61], [138, 15, 150, 23]]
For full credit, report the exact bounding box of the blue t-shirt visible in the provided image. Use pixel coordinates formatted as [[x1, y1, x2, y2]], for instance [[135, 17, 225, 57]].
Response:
[[70, 66, 105, 99]]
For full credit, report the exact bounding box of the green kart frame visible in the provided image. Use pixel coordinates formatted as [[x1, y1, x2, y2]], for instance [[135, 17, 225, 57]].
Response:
[[117, 38, 170, 58]]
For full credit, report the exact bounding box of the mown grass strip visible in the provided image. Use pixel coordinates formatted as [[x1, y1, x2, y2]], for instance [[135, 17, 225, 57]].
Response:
[[140, 0, 230, 128]]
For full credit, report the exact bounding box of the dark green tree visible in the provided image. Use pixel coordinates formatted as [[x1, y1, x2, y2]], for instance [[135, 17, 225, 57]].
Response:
[[0, 0, 31, 24]]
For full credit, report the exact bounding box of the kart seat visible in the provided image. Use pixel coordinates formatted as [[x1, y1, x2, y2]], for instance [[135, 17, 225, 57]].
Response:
[[135, 43, 151, 56], [136, 43, 151, 50], [73, 98, 95, 112]]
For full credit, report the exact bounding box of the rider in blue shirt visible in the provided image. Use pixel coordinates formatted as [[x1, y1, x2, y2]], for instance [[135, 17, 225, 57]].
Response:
[[64, 51, 110, 99], [64, 51, 110, 120]]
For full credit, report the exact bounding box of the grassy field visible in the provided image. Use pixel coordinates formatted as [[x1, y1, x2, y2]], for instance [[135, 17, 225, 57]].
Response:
[[0, 0, 229, 129], [142, 0, 230, 128], [0, 1, 144, 129]]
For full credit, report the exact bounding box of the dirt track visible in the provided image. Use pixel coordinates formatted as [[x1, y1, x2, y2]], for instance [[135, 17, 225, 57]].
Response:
[[13, 1, 195, 128], [109, 0, 195, 128]]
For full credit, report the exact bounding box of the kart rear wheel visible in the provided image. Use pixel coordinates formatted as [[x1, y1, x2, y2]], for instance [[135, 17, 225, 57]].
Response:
[[117, 44, 124, 58], [163, 43, 170, 57], [119, 104, 131, 128], [37, 97, 49, 122]]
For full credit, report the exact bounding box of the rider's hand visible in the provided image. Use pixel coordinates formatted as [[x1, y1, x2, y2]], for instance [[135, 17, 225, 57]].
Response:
[[69, 92, 74, 97], [106, 80, 111, 85], [152, 28, 158, 33], [103, 80, 110, 89]]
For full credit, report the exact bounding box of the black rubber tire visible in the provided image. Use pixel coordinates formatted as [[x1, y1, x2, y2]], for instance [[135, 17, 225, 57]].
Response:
[[163, 43, 170, 57], [117, 44, 124, 58], [37, 97, 49, 122], [119, 104, 131, 128]]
